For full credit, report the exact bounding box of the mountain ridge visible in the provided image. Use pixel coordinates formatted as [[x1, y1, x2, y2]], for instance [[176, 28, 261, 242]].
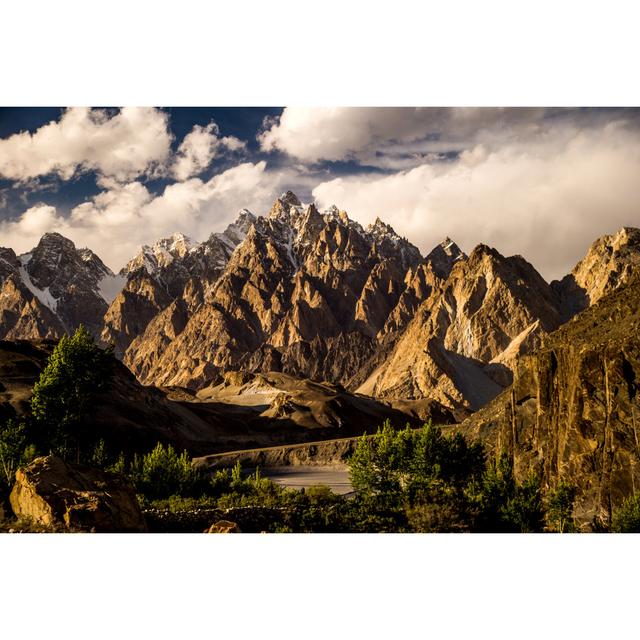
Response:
[[1, 192, 639, 415]]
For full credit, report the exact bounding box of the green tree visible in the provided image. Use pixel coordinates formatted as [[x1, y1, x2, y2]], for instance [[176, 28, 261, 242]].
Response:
[[611, 494, 640, 533], [474, 453, 517, 531], [547, 480, 577, 532], [408, 424, 485, 498], [474, 454, 545, 532], [348, 420, 410, 505], [30, 325, 113, 460], [349, 422, 487, 530]]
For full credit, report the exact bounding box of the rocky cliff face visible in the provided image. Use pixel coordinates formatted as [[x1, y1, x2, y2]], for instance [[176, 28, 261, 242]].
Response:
[[459, 273, 640, 528]]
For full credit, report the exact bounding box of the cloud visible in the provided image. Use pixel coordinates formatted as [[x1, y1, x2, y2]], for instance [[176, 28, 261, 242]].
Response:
[[258, 107, 556, 167], [4, 108, 640, 283], [0, 161, 302, 270], [0, 107, 173, 182], [312, 119, 640, 280], [172, 122, 246, 181]]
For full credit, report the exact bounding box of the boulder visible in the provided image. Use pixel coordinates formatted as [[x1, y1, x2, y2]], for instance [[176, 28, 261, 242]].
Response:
[[10, 455, 147, 532], [205, 519, 241, 533]]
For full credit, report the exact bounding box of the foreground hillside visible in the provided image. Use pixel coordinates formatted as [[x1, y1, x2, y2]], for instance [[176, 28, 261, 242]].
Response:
[[0, 339, 438, 456], [459, 271, 640, 527]]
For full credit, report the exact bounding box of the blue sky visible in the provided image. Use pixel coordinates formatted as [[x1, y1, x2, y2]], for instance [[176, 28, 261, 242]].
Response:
[[1, 107, 639, 279]]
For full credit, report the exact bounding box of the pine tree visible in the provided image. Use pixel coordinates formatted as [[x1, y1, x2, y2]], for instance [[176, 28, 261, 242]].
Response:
[[30, 325, 113, 460]]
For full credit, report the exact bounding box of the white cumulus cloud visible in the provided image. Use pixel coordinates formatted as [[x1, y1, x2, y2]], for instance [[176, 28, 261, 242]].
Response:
[[172, 122, 246, 181], [258, 107, 553, 167], [0, 107, 173, 182]]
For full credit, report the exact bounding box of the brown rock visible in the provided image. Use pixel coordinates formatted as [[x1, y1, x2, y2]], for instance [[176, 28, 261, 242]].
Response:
[[9, 455, 147, 532], [124, 194, 425, 390], [205, 520, 241, 533], [552, 227, 640, 320]]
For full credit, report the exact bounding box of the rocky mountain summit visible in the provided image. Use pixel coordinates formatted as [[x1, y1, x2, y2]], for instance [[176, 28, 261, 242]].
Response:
[[121, 192, 431, 389], [0, 232, 122, 339], [552, 226, 640, 320], [360, 244, 563, 412], [101, 211, 255, 356], [2, 193, 640, 417]]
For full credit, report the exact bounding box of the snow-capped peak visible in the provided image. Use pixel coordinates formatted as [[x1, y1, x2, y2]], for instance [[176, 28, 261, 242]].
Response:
[[213, 209, 257, 252]]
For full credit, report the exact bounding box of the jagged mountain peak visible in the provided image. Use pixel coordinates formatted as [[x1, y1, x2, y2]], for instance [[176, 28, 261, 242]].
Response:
[[366, 216, 396, 237], [425, 237, 466, 279], [268, 191, 304, 222], [37, 231, 75, 247], [581, 225, 640, 261], [279, 190, 302, 207], [214, 209, 256, 248], [155, 232, 197, 257]]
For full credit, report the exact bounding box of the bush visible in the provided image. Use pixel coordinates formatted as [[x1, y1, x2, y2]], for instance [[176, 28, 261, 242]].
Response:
[[0, 419, 36, 500], [128, 443, 206, 500], [474, 455, 545, 532], [503, 473, 545, 533], [611, 494, 640, 532]]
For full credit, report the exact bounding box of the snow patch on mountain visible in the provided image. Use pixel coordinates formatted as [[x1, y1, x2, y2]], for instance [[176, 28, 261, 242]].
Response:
[[18, 254, 59, 312]]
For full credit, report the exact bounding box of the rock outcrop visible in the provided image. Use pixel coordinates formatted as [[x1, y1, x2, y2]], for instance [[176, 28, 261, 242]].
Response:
[[9, 455, 147, 532], [552, 227, 640, 320], [459, 272, 640, 529], [205, 520, 241, 533]]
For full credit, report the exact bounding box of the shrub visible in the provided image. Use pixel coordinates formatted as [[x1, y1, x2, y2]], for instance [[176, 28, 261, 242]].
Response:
[[0, 419, 35, 499], [611, 494, 640, 533], [471, 454, 545, 532], [131, 443, 205, 500], [503, 473, 545, 533], [546, 481, 577, 532]]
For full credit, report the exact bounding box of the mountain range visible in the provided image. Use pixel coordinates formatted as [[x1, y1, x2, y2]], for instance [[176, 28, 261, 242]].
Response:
[[2, 191, 640, 418]]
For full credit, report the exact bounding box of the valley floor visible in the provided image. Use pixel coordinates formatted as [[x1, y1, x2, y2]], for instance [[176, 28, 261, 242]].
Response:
[[260, 466, 352, 495]]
